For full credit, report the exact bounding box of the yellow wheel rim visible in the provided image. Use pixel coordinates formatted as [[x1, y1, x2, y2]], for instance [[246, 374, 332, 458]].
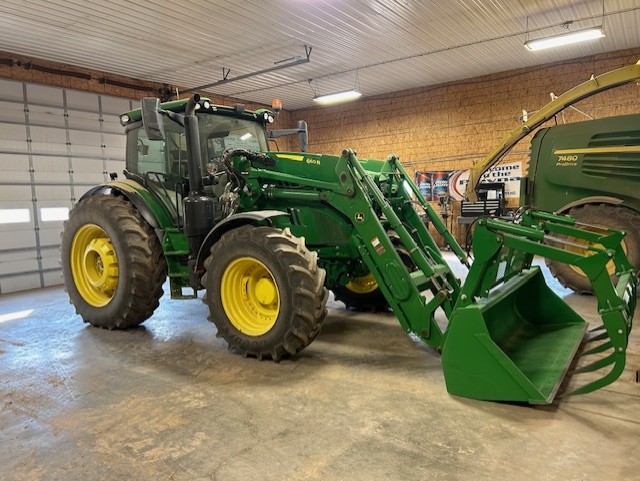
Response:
[[221, 257, 280, 336], [566, 232, 627, 278], [345, 272, 379, 294], [70, 224, 119, 307]]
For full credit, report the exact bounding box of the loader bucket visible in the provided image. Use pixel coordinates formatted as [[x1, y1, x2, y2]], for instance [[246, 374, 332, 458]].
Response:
[[442, 268, 587, 403], [441, 211, 635, 404]]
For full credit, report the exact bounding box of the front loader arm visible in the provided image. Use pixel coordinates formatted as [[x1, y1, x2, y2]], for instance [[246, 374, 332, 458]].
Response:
[[466, 60, 640, 201], [238, 146, 636, 403]]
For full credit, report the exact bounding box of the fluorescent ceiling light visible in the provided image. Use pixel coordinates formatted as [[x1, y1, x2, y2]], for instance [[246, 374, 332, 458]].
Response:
[[525, 26, 604, 51], [313, 89, 362, 106]]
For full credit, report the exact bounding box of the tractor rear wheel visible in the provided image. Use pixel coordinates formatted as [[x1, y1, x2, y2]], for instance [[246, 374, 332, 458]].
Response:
[[61, 195, 167, 328], [546, 204, 640, 294], [332, 272, 389, 312], [202, 226, 328, 360], [333, 242, 413, 312]]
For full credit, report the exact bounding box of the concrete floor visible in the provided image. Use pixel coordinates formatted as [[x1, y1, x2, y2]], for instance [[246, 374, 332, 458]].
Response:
[[1, 253, 639, 481]]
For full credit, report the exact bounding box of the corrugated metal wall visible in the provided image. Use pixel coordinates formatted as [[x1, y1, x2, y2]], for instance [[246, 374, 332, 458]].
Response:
[[0, 79, 132, 293]]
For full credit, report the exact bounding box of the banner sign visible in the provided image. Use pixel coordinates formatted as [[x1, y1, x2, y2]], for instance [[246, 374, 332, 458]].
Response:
[[415, 162, 522, 201]]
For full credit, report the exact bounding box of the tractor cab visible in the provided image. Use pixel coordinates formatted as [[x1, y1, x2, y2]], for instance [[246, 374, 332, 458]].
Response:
[[119, 99, 273, 225]]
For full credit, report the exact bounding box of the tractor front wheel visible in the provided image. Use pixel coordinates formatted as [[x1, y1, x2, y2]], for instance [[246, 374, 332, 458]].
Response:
[[61, 195, 167, 328], [546, 204, 640, 294], [203, 226, 328, 360]]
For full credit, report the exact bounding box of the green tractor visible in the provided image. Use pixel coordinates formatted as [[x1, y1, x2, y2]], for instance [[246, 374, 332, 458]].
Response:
[[61, 63, 638, 404]]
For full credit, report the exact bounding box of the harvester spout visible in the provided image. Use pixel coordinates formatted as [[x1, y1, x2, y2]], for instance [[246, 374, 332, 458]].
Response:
[[465, 60, 640, 202]]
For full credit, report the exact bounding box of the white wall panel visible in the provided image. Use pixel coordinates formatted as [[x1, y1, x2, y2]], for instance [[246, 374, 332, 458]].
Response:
[[26, 84, 63, 107], [28, 105, 66, 128], [39, 245, 62, 258], [0, 79, 24, 102], [0, 229, 36, 250], [72, 157, 105, 184], [0, 273, 41, 293], [2, 185, 33, 201], [0, 256, 39, 276], [0, 154, 31, 183], [72, 185, 94, 200], [68, 129, 102, 157], [32, 156, 70, 183], [67, 109, 101, 131], [0, 233, 37, 251], [105, 160, 126, 178], [103, 117, 124, 134], [0, 205, 36, 250], [0, 78, 132, 293], [0, 248, 38, 272], [103, 132, 126, 161], [42, 271, 63, 288], [0, 122, 29, 153], [35, 185, 72, 202], [101, 96, 132, 115], [0, 100, 26, 123], [38, 226, 65, 247], [66, 91, 98, 111], [29, 126, 68, 155]]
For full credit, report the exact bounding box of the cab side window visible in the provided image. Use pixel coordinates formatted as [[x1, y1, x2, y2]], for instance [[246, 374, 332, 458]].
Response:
[[126, 123, 187, 178]]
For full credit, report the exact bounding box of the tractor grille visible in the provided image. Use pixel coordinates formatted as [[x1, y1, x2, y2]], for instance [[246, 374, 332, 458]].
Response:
[[587, 130, 640, 148], [581, 130, 640, 180], [582, 155, 640, 180]]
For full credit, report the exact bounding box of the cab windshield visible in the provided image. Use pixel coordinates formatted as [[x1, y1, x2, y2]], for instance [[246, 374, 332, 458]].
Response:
[[126, 112, 269, 179]]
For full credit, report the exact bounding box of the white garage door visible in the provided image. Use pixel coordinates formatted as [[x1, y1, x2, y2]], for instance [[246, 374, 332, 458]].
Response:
[[0, 79, 134, 293]]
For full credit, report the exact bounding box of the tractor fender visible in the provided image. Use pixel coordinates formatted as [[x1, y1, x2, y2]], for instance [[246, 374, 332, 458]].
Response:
[[555, 196, 624, 214], [80, 182, 162, 231], [196, 210, 290, 271]]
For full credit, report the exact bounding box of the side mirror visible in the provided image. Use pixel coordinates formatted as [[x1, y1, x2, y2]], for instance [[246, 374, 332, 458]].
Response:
[[267, 121, 309, 152], [140, 98, 165, 141], [297, 120, 308, 152]]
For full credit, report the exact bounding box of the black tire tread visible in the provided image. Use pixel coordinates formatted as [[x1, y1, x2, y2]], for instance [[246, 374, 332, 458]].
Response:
[[61, 195, 166, 329], [333, 284, 389, 312], [546, 204, 640, 294], [202, 226, 327, 360]]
